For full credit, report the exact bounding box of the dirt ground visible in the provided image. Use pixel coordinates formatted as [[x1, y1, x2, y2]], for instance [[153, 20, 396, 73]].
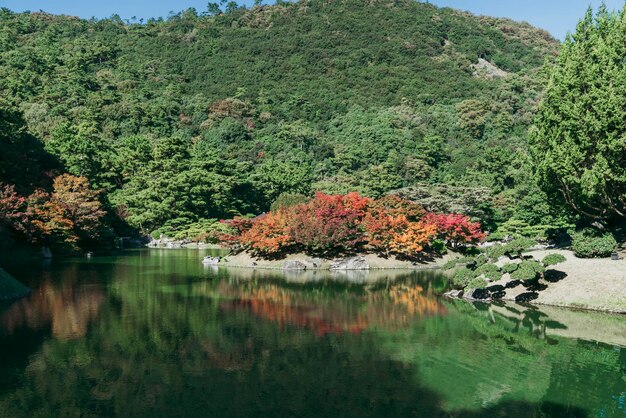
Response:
[[492, 249, 626, 314]]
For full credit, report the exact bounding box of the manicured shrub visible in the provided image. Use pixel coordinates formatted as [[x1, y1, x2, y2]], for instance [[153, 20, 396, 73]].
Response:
[[474, 263, 501, 282], [510, 260, 544, 281], [466, 277, 488, 290], [501, 263, 519, 273], [541, 253, 566, 266], [486, 237, 536, 260], [571, 229, 616, 258], [472, 254, 488, 268], [453, 267, 475, 287]]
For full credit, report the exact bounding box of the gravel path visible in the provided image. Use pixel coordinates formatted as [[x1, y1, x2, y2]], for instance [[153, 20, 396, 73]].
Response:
[[495, 249, 626, 313]]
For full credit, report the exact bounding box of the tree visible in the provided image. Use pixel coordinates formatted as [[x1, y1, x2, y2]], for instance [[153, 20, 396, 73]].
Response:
[[50, 174, 107, 243], [531, 5, 626, 222]]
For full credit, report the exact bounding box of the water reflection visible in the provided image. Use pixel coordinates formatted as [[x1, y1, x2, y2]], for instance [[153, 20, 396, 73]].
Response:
[[0, 266, 105, 339], [0, 249, 624, 418]]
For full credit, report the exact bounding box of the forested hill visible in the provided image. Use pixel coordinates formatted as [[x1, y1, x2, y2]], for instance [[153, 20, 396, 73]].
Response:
[[0, 0, 561, 248]]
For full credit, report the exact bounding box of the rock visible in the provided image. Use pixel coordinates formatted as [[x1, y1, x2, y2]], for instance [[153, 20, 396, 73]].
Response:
[[472, 58, 508, 79], [165, 239, 183, 248], [444, 289, 464, 299], [330, 256, 369, 270], [202, 256, 221, 265], [310, 258, 323, 268], [463, 287, 491, 301], [283, 260, 307, 270], [41, 246, 52, 259]]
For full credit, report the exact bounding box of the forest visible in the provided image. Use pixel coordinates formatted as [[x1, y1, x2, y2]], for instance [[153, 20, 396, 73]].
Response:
[[0, 0, 618, 251]]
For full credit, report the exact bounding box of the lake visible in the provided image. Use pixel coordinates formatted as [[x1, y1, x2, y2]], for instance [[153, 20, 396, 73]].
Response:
[[0, 249, 624, 417]]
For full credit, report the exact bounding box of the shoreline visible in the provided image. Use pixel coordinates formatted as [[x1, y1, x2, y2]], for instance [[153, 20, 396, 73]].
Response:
[[449, 249, 626, 315], [214, 251, 456, 271], [214, 249, 626, 315]]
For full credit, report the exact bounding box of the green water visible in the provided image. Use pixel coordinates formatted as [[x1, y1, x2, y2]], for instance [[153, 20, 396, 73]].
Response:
[[0, 249, 624, 418]]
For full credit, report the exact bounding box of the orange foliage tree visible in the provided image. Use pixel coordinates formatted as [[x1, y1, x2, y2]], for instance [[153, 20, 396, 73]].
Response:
[[0, 175, 107, 248], [388, 220, 438, 257], [239, 210, 293, 256]]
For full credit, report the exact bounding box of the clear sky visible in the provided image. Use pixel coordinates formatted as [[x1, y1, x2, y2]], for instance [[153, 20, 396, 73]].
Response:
[[1, 0, 624, 40]]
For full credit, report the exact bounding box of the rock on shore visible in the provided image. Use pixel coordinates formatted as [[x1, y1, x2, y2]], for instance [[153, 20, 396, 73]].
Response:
[[216, 252, 453, 271]]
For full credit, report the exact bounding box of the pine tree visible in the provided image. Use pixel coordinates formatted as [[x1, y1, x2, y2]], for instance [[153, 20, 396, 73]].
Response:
[[531, 5, 626, 221]]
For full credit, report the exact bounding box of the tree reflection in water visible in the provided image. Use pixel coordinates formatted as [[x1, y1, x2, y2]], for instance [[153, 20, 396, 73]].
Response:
[[0, 250, 623, 418]]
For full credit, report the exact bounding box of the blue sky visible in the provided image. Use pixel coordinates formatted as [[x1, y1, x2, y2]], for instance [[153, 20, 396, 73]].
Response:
[[1, 0, 624, 40]]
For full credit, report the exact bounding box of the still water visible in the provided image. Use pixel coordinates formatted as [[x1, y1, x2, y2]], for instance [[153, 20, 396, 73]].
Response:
[[0, 249, 624, 418]]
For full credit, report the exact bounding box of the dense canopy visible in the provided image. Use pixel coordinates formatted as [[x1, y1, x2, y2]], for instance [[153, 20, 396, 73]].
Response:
[[0, 0, 563, 247]]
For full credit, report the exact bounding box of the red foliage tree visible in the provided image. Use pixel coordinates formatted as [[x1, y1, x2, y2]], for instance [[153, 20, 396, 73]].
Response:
[[50, 174, 106, 241], [220, 216, 255, 249], [220, 193, 484, 259], [422, 213, 485, 247], [363, 212, 409, 254], [289, 192, 370, 253], [0, 183, 31, 236]]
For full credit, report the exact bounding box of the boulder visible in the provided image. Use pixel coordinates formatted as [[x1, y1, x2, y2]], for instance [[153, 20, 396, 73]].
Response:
[[330, 256, 369, 270], [463, 287, 491, 301], [41, 246, 52, 259], [202, 256, 221, 266], [283, 260, 307, 270], [309, 258, 323, 268], [444, 289, 464, 299]]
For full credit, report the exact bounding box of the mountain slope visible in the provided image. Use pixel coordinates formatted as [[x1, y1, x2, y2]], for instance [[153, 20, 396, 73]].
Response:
[[0, 0, 561, 239]]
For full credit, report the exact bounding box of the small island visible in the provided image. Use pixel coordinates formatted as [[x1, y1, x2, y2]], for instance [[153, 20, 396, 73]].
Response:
[[212, 192, 482, 271]]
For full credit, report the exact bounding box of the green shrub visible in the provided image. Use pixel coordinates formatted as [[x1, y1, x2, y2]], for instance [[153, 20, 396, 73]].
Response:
[[501, 263, 519, 273], [485, 231, 506, 242], [541, 253, 567, 266], [472, 254, 489, 268], [430, 239, 447, 254], [466, 277, 488, 290], [442, 256, 475, 270], [474, 263, 501, 282], [442, 259, 457, 270], [571, 229, 616, 258], [453, 267, 475, 288], [486, 237, 536, 260], [510, 259, 544, 281], [270, 192, 310, 212]]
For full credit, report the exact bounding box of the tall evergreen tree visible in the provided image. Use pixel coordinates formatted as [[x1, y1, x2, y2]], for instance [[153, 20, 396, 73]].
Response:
[[531, 5, 626, 221]]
